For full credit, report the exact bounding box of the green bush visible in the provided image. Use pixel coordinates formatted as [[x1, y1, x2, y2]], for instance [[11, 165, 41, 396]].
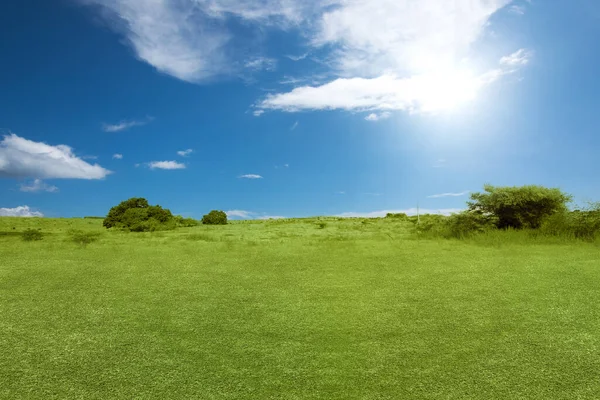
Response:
[[317, 222, 327, 229], [22, 229, 43, 241], [444, 211, 498, 238], [468, 184, 571, 229], [202, 210, 228, 225], [175, 216, 199, 227], [386, 213, 409, 220], [103, 198, 177, 232], [540, 204, 600, 240], [68, 230, 100, 246]]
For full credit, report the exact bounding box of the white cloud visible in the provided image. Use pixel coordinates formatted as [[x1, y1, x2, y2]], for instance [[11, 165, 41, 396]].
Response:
[[239, 174, 263, 179], [19, 179, 59, 193], [225, 210, 285, 220], [365, 112, 391, 121], [427, 190, 470, 199], [0, 206, 44, 217], [500, 48, 533, 67], [314, 0, 512, 77], [258, 48, 533, 114], [290, 121, 299, 130], [0, 133, 111, 179], [103, 117, 152, 132], [113, 153, 123, 159], [286, 53, 309, 61], [245, 57, 278, 71], [148, 161, 186, 170], [253, 110, 265, 117], [509, 5, 526, 15], [337, 208, 463, 218], [177, 149, 194, 157], [225, 210, 254, 219]]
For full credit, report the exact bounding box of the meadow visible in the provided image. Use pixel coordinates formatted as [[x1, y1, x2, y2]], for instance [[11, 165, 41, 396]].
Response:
[[1, 217, 599, 399]]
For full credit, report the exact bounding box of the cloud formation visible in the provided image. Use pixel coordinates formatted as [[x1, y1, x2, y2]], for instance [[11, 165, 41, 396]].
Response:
[[0, 206, 44, 217], [0, 133, 111, 179], [177, 149, 194, 157], [19, 179, 59, 193], [225, 210, 285, 220], [103, 117, 153, 132], [427, 191, 470, 198], [365, 112, 391, 122], [113, 153, 123, 159], [148, 161, 186, 170], [239, 174, 263, 179]]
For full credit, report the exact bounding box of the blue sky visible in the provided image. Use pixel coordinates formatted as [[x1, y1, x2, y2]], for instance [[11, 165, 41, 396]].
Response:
[[1, 0, 599, 219]]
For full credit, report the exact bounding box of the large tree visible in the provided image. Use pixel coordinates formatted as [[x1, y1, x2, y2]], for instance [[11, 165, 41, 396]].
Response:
[[468, 185, 572, 229]]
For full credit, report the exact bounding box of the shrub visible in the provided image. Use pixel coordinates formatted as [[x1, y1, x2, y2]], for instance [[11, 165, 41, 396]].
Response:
[[444, 211, 498, 238], [468, 184, 571, 229], [386, 213, 409, 220], [202, 210, 228, 225], [103, 197, 177, 232], [175, 215, 199, 227], [68, 230, 100, 246], [317, 222, 327, 229], [22, 229, 43, 241]]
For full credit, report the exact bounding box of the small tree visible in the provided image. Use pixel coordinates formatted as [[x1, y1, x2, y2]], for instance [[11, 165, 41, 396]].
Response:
[[202, 210, 228, 225], [468, 184, 571, 229]]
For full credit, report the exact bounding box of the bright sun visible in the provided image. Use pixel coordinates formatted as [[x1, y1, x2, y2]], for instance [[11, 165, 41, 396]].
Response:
[[414, 68, 481, 113]]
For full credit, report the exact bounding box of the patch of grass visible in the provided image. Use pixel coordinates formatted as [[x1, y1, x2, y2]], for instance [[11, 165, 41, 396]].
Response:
[[1, 216, 599, 398], [67, 229, 101, 246]]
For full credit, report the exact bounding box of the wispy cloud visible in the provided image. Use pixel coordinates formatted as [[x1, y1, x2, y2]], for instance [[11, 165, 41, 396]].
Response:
[[148, 161, 186, 170], [177, 149, 194, 157], [239, 174, 263, 179], [499, 48, 533, 67], [0, 206, 44, 217], [225, 210, 285, 220], [337, 208, 463, 218], [245, 57, 278, 71], [336, 191, 346, 195], [0, 133, 111, 179], [103, 117, 153, 133], [19, 179, 59, 193], [286, 53, 309, 61], [290, 121, 299, 130], [365, 112, 391, 122], [253, 110, 265, 117], [509, 5, 526, 15], [113, 153, 123, 160], [427, 190, 470, 199]]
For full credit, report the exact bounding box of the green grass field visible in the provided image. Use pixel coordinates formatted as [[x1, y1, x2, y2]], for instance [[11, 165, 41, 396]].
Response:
[[1, 217, 599, 399]]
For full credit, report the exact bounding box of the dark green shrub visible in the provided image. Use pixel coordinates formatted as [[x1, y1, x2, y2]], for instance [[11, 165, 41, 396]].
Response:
[[68, 230, 100, 246], [103, 197, 177, 232], [386, 213, 409, 220], [202, 210, 228, 225], [22, 229, 43, 241], [317, 222, 327, 229], [468, 185, 571, 229], [175, 216, 199, 227], [444, 211, 498, 238]]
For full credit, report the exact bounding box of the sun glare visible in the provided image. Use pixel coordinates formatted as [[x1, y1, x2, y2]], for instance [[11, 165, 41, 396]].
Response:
[[414, 68, 481, 113]]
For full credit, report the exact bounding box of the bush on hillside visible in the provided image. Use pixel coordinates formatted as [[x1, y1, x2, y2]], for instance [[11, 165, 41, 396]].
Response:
[[22, 229, 43, 241], [540, 203, 600, 240], [386, 213, 409, 220], [468, 184, 571, 229], [443, 211, 498, 238], [202, 210, 228, 225], [175, 215, 199, 227], [103, 198, 177, 232]]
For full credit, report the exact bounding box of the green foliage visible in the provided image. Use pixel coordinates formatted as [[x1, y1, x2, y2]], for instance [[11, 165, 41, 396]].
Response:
[[175, 215, 199, 227], [443, 211, 498, 238], [540, 203, 600, 241], [316, 222, 327, 229], [386, 213, 409, 221], [468, 184, 572, 229], [21, 228, 43, 241], [68, 229, 101, 246], [202, 210, 228, 225], [103, 197, 176, 232]]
